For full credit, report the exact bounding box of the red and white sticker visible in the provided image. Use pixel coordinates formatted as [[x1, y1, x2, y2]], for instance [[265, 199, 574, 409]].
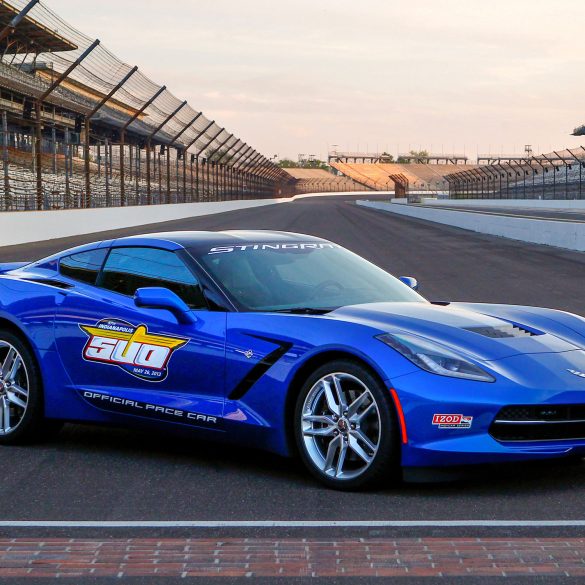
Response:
[[432, 414, 473, 429]]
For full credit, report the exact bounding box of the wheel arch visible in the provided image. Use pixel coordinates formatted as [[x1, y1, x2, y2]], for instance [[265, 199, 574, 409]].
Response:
[[284, 349, 399, 457], [0, 315, 35, 353], [0, 314, 45, 391]]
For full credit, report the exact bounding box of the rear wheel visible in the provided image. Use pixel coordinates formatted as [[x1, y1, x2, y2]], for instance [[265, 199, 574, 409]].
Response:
[[0, 330, 61, 444], [294, 359, 400, 490]]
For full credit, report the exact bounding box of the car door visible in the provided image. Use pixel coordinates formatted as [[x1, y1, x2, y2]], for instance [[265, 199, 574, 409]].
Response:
[[54, 245, 226, 430]]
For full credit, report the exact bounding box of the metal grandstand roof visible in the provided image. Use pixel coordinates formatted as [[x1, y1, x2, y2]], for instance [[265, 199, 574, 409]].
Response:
[[0, 0, 77, 53]]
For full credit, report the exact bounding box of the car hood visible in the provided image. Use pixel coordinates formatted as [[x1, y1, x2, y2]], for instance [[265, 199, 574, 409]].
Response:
[[328, 302, 580, 362]]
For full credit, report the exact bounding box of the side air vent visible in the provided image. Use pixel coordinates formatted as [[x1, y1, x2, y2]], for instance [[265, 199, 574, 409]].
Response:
[[23, 278, 73, 290], [465, 324, 538, 338]]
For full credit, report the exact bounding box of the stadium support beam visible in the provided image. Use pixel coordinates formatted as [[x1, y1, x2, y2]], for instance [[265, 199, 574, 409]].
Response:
[[146, 100, 189, 205], [206, 134, 235, 201], [238, 151, 259, 196], [243, 153, 264, 196], [233, 147, 256, 196], [147, 100, 188, 142], [517, 158, 538, 198], [165, 111, 202, 202], [530, 156, 547, 199], [122, 86, 167, 133], [567, 148, 585, 199], [553, 151, 572, 200], [229, 146, 252, 198], [120, 85, 167, 207], [220, 141, 247, 166], [508, 161, 525, 199], [39, 40, 101, 103], [182, 120, 214, 200], [83, 66, 138, 208], [196, 127, 224, 201], [0, 0, 39, 44], [475, 166, 495, 197], [207, 133, 234, 160], [493, 163, 512, 199], [88, 66, 139, 119], [169, 112, 202, 146], [34, 39, 100, 210], [456, 170, 473, 198], [217, 139, 243, 165], [241, 152, 261, 172], [234, 146, 254, 169], [467, 168, 484, 198], [197, 128, 225, 158], [184, 120, 215, 152]]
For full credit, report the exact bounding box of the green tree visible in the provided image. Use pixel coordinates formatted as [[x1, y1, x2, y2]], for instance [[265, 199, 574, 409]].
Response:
[[397, 149, 430, 164], [277, 158, 300, 168]]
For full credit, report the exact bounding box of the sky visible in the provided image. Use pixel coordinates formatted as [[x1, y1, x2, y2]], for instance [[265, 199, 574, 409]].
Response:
[[46, 0, 585, 161]]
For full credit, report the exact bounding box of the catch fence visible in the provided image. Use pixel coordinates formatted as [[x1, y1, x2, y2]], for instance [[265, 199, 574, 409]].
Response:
[[0, 0, 294, 211], [446, 148, 585, 200]]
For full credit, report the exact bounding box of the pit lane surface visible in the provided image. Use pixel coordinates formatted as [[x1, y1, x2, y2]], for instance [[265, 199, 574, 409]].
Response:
[[1, 195, 585, 525]]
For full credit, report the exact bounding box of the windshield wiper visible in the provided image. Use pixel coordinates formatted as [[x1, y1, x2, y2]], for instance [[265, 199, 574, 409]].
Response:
[[275, 308, 331, 315]]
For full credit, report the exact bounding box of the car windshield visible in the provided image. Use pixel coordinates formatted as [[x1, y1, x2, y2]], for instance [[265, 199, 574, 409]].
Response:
[[193, 241, 426, 312]]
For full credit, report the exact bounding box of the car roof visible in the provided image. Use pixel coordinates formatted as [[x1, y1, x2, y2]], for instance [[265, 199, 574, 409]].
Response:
[[20, 230, 333, 272], [112, 230, 330, 250]]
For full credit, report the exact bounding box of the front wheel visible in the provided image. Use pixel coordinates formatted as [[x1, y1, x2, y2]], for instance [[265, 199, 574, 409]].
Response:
[[294, 359, 400, 490], [0, 330, 61, 444]]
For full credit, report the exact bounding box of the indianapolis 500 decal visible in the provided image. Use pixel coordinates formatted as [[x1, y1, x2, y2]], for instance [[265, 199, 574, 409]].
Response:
[[80, 319, 189, 382]]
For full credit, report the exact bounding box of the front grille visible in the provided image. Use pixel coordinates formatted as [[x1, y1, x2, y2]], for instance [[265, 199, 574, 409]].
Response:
[[490, 404, 585, 442], [466, 324, 537, 338]]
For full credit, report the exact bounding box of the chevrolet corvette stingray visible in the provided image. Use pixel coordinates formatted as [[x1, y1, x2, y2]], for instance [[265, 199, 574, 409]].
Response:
[[1, 230, 585, 490]]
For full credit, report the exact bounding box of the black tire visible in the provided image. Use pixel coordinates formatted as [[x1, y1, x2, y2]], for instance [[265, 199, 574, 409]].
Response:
[[294, 359, 400, 491], [0, 330, 62, 445]]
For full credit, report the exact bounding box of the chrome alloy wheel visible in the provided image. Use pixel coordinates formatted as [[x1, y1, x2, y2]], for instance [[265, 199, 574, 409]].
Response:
[[301, 372, 382, 480], [0, 342, 29, 435]]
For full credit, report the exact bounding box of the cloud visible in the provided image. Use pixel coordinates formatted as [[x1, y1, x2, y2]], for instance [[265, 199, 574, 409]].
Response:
[[44, 0, 585, 159]]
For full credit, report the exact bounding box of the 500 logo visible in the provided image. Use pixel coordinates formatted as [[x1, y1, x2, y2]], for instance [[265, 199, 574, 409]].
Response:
[[80, 319, 189, 381]]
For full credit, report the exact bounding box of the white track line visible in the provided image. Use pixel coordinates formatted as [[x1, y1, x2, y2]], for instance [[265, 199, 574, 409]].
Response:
[[0, 520, 583, 528]]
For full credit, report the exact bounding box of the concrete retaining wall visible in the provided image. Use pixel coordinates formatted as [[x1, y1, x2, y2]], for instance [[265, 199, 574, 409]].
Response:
[[357, 200, 585, 253], [0, 190, 387, 248], [0, 199, 285, 248]]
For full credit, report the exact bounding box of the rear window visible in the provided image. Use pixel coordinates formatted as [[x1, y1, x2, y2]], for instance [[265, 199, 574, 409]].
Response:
[[59, 249, 108, 285]]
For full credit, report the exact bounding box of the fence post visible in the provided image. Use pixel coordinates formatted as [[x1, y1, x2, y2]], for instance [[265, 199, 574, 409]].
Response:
[[104, 137, 110, 207], [2, 111, 10, 210]]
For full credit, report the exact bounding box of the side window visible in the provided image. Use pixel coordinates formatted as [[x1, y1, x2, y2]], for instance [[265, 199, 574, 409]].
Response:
[[59, 249, 108, 285], [100, 247, 206, 309]]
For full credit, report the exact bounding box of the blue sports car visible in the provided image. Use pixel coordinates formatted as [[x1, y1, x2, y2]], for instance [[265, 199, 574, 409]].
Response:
[[1, 230, 585, 490]]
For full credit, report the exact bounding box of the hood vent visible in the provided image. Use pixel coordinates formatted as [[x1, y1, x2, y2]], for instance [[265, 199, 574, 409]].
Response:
[[465, 324, 537, 339]]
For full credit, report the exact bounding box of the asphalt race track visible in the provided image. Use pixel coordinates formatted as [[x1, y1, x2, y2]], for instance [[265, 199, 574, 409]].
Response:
[[2, 195, 585, 581]]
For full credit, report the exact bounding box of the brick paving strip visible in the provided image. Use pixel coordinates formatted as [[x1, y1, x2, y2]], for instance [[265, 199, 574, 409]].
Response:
[[1, 537, 585, 578]]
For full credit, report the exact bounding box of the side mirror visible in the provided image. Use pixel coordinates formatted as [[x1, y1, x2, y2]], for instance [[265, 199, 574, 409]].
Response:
[[399, 276, 419, 291], [134, 287, 196, 325]]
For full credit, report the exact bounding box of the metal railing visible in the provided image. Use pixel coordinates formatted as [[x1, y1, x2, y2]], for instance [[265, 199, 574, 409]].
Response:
[[0, 0, 292, 211], [446, 148, 585, 200]]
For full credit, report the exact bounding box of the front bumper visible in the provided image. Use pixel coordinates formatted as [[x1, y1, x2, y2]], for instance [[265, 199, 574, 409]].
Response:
[[392, 349, 585, 467]]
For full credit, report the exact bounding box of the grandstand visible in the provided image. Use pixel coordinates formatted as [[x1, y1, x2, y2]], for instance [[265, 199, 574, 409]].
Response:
[[0, 0, 294, 211], [446, 148, 585, 200], [282, 168, 367, 194], [331, 161, 478, 192]]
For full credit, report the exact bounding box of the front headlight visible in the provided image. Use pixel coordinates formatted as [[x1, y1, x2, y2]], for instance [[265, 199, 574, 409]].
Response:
[[377, 333, 495, 382]]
